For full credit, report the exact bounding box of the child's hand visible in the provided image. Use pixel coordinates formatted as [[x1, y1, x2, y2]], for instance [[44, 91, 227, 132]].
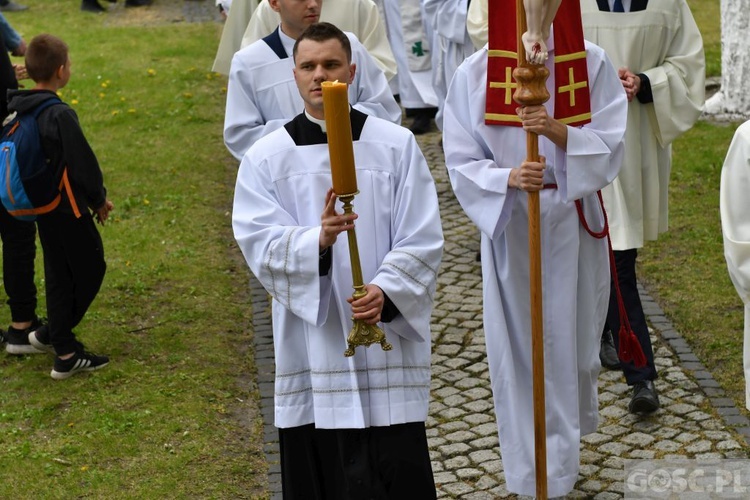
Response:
[[95, 200, 114, 225], [12, 64, 27, 82]]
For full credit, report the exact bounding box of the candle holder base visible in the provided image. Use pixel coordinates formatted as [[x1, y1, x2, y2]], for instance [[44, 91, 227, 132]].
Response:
[[344, 320, 393, 357]]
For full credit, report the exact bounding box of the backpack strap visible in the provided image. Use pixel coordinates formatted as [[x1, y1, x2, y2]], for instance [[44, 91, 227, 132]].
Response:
[[58, 166, 81, 219], [30, 96, 63, 119]]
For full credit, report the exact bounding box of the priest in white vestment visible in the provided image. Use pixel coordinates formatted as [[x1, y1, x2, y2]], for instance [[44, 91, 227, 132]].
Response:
[[442, 29, 627, 499], [240, 0, 397, 81], [233, 23, 442, 497], [224, 0, 401, 160], [720, 121, 750, 411]]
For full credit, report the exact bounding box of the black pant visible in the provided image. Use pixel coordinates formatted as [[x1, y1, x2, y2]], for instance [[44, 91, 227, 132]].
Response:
[[0, 206, 38, 322], [36, 211, 106, 355], [279, 422, 436, 500], [606, 248, 657, 384]]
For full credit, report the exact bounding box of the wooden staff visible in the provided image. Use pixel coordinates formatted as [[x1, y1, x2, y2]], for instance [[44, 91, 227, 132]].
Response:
[[512, 2, 550, 499]]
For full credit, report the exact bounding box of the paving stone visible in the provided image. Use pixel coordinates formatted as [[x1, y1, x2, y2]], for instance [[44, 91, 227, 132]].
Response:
[[581, 432, 612, 445], [685, 440, 713, 453], [470, 436, 500, 449], [621, 432, 656, 447], [445, 430, 477, 443], [598, 441, 632, 456], [456, 468, 484, 480], [445, 455, 471, 469], [433, 471, 458, 485]]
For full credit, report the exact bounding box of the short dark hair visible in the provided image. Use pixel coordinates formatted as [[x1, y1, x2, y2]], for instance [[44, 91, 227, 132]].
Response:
[[25, 34, 69, 83], [292, 22, 352, 63]]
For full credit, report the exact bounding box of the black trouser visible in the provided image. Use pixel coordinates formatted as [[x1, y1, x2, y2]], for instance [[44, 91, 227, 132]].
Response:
[[279, 421, 436, 500], [0, 206, 38, 322], [606, 248, 657, 384], [0, 39, 37, 324], [36, 211, 105, 356]]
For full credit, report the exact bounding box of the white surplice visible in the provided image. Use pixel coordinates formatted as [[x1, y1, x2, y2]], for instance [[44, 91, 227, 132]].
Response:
[[224, 29, 401, 161], [581, 0, 705, 250], [442, 41, 627, 497], [241, 0, 397, 82], [232, 110, 443, 429], [212, 0, 260, 75], [720, 120, 750, 411], [380, 0, 438, 108], [423, 0, 475, 129]]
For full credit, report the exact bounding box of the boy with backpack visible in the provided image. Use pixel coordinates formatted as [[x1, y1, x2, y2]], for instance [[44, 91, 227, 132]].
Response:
[[5, 33, 113, 379]]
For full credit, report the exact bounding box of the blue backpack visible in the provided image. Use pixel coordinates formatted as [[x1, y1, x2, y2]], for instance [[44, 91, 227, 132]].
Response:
[[0, 97, 64, 221]]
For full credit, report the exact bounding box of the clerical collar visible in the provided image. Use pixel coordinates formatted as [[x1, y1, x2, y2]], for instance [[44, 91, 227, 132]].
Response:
[[304, 110, 328, 133], [276, 25, 297, 58]]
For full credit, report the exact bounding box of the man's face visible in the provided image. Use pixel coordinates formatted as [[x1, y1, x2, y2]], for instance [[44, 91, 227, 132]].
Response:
[[269, 0, 322, 39], [293, 38, 355, 120]]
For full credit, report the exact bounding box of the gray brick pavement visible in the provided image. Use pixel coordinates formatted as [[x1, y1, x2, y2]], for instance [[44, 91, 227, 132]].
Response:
[[249, 128, 750, 499]]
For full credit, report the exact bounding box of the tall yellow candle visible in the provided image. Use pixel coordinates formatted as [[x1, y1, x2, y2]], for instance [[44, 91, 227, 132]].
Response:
[[322, 81, 358, 195]]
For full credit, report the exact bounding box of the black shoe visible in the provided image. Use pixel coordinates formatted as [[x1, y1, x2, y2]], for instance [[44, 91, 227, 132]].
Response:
[[125, 0, 153, 7], [0, 1, 29, 11], [81, 0, 105, 12], [599, 329, 620, 369], [5, 318, 49, 355], [629, 380, 660, 414], [28, 322, 54, 354], [51, 350, 109, 380], [409, 114, 431, 135]]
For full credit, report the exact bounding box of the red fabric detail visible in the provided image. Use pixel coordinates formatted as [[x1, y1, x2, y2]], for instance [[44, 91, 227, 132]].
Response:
[[485, 0, 591, 127], [576, 192, 647, 368]]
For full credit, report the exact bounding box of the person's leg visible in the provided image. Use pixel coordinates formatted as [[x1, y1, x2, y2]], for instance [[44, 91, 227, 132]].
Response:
[[0, 207, 48, 354], [607, 248, 659, 412], [37, 212, 108, 379], [370, 422, 436, 499]]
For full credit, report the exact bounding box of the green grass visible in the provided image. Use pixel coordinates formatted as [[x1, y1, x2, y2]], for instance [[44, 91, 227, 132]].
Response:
[[0, 1, 267, 498]]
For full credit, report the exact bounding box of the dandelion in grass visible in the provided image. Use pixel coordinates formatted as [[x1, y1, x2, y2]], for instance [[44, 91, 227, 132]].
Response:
[[147, 68, 156, 76], [71, 99, 79, 105]]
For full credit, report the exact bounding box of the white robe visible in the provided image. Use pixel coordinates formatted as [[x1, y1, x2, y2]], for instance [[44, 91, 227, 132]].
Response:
[[224, 29, 401, 161], [381, 0, 437, 108], [720, 120, 750, 411], [241, 0, 397, 82], [581, 0, 705, 250], [423, 0, 475, 129], [442, 41, 627, 497], [212, 0, 260, 75], [232, 111, 444, 429]]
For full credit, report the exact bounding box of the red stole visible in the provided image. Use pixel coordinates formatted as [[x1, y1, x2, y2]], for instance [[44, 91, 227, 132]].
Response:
[[485, 0, 591, 127]]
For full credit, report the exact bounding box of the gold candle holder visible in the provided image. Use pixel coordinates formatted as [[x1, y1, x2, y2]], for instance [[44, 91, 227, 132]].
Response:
[[338, 193, 393, 357]]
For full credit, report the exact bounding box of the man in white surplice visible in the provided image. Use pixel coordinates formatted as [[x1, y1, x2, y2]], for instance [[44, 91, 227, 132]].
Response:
[[232, 22, 442, 498], [224, 0, 401, 161], [580, 0, 705, 413], [720, 121, 750, 411], [442, 32, 627, 500]]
